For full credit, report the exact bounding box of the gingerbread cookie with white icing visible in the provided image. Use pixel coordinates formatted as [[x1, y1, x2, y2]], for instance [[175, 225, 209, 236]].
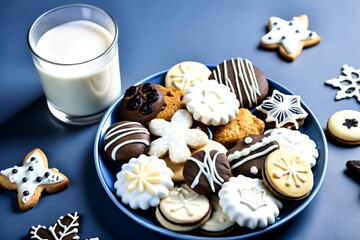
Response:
[[255, 90, 308, 130], [0, 148, 69, 211], [103, 121, 150, 163], [183, 149, 231, 196], [327, 109, 360, 145], [209, 58, 269, 109], [260, 15, 321, 61], [227, 134, 279, 179]]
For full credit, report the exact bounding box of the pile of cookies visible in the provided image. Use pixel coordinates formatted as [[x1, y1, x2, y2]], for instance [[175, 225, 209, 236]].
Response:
[[101, 58, 319, 234]]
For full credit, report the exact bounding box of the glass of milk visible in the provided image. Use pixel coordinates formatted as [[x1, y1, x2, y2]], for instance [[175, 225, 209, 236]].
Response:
[[27, 4, 121, 125]]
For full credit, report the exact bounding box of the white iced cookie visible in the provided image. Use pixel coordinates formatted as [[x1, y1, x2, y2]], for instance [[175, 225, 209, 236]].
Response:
[[184, 79, 240, 126], [265, 128, 319, 167], [148, 109, 208, 164], [200, 195, 235, 234], [114, 154, 174, 210], [219, 175, 282, 229], [165, 61, 211, 92]]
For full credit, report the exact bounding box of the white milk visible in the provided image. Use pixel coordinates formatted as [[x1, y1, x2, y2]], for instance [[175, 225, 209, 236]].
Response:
[[35, 20, 120, 116]]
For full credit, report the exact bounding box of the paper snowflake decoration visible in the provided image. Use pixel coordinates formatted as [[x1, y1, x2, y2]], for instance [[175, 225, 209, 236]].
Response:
[[325, 64, 360, 102]]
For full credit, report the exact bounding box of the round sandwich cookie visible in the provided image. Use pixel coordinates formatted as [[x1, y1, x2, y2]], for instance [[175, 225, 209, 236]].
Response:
[[326, 109, 360, 145], [262, 149, 314, 200], [155, 184, 211, 232], [119, 83, 164, 122], [209, 58, 269, 109], [227, 134, 279, 179], [183, 149, 231, 196], [103, 121, 150, 163]]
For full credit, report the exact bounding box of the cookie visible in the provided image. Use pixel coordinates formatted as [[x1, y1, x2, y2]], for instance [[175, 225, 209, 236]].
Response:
[[219, 175, 282, 229], [155, 184, 211, 232], [260, 15, 321, 61], [326, 109, 360, 145], [0, 148, 69, 211], [209, 58, 269, 109], [325, 64, 360, 103], [227, 134, 279, 179], [255, 89, 308, 130], [148, 109, 208, 164], [119, 83, 164, 122], [114, 154, 173, 210], [27, 212, 99, 240], [184, 79, 240, 126], [103, 121, 150, 162], [265, 128, 319, 167], [183, 149, 231, 196], [346, 160, 360, 177], [213, 108, 265, 148], [155, 84, 186, 121], [165, 61, 211, 92], [263, 149, 313, 200], [200, 195, 236, 235]]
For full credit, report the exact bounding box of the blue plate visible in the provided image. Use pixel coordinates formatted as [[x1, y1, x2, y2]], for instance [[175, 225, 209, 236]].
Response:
[[94, 67, 328, 239]]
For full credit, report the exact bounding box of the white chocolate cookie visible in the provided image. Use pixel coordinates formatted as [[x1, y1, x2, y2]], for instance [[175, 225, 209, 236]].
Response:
[[327, 109, 360, 145], [165, 61, 211, 92], [148, 109, 208, 164], [114, 154, 174, 210], [155, 184, 211, 232], [265, 128, 319, 167], [184, 79, 240, 126], [219, 175, 282, 229]]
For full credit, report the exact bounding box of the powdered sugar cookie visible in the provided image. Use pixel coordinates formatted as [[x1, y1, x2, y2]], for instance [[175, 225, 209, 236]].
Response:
[[219, 175, 282, 229], [155, 184, 211, 232], [260, 15, 321, 61], [114, 154, 174, 210], [165, 61, 211, 92], [184, 79, 239, 126], [0, 148, 69, 211], [148, 109, 208, 164]]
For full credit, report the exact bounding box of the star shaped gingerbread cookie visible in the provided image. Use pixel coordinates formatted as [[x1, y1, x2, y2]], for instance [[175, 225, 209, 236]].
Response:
[[0, 148, 69, 211], [260, 15, 321, 61]]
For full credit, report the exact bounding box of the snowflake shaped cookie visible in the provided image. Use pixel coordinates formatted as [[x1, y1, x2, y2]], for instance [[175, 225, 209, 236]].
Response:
[[148, 109, 209, 164], [325, 64, 360, 102], [114, 154, 174, 210], [184, 79, 240, 126], [260, 15, 321, 61], [256, 90, 308, 129]]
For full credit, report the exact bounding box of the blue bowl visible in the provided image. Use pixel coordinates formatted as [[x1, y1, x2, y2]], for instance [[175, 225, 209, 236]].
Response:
[[94, 67, 328, 239]]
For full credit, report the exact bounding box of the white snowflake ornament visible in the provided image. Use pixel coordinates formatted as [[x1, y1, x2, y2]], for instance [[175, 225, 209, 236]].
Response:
[[325, 64, 360, 102]]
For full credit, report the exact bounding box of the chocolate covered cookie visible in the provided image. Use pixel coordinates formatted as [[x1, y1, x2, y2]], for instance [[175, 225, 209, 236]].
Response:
[[103, 121, 150, 162], [119, 83, 164, 122], [227, 134, 279, 179], [209, 58, 268, 109], [183, 149, 231, 196]]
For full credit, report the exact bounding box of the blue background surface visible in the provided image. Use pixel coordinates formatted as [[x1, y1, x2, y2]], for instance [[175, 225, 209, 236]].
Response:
[[0, 0, 359, 239]]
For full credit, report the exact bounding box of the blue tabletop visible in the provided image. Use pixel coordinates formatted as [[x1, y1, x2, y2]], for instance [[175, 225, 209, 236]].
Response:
[[1, 0, 360, 239]]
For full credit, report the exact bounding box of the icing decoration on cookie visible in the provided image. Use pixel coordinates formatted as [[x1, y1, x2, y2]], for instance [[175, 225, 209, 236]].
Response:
[[238, 187, 267, 211], [212, 58, 261, 108], [260, 15, 320, 61], [184, 79, 239, 126], [27, 212, 99, 240], [148, 109, 208, 164], [273, 155, 309, 187], [114, 154, 173, 210], [0, 148, 68, 209], [165, 61, 211, 92], [256, 90, 308, 129], [325, 64, 360, 102], [343, 118, 358, 129], [165, 186, 201, 216]]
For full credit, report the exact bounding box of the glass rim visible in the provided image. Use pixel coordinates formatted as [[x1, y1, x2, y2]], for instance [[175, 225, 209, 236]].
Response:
[[27, 4, 118, 66]]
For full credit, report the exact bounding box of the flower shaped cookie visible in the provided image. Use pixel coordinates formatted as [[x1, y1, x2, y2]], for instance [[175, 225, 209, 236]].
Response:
[[114, 154, 174, 210], [148, 109, 208, 164], [184, 79, 239, 126]]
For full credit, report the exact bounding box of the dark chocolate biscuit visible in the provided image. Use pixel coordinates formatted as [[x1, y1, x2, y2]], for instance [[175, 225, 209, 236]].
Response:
[[119, 83, 164, 122], [226, 134, 279, 179], [183, 149, 231, 196], [103, 121, 150, 162], [209, 58, 268, 109], [346, 160, 360, 176]]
